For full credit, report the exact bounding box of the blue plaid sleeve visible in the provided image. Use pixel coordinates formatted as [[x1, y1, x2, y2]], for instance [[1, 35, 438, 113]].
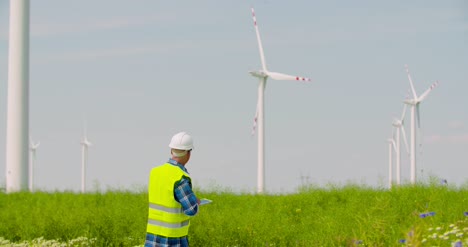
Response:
[[145, 233, 189, 247], [174, 178, 199, 216]]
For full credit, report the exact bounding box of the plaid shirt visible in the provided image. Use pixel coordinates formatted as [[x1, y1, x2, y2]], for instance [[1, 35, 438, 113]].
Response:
[[145, 234, 189, 247], [145, 159, 199, 247]]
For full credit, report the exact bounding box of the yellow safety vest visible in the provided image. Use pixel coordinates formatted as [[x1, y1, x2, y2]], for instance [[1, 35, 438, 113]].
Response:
[[146, 163, 192, 237]]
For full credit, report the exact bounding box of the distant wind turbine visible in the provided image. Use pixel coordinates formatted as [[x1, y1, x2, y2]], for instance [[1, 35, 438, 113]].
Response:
[[391, 104, 409, 185], [249, 7, 311, 193], [387, 138, 396, 188], [403, 65, 438, 184], [29, 137, 40, 192], [80, 123, 92, 193]]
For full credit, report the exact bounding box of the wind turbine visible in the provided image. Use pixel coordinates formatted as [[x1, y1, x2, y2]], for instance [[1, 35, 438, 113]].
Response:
[[387, 137, 396, 188], [80, 123, 92, 193], [403, 65, 438, 184], [249, 8, 311, 193], [29, 137, 40, 192], [391, 104, 409, 185]]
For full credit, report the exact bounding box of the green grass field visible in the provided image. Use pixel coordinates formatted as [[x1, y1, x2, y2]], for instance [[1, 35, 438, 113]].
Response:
[[0, 182, 467, 246]]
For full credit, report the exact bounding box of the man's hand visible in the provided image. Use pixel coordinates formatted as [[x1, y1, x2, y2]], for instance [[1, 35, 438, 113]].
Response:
[[197, 198, 201, 205]]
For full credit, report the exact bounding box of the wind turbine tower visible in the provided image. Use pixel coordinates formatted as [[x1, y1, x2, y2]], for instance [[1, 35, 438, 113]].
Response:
[[249, 8, 311, 193], [403, 65, 438, 184], [6, 0, 30, 193], [80, 125, 92, 193], [391, 104, 409, 185], [29, 137, 40, 192], [387, 138, 396, 188]]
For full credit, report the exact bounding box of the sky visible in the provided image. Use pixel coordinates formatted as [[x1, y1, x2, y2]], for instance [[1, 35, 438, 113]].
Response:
[[0, 1, 467, 193]]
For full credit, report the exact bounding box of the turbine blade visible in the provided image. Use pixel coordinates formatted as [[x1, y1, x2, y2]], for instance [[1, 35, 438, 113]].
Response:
[[251, 8, 267, 72], [418, 81, 439, 102], [401, 126, 410, 154], [251, 98, 259, 136], [405, 88, 411, 99], [400, 104, 407, 121], [266, 71, 311, 81], [391, 139, 397, 151], [251, 111, 258, 136], [405, 65, 418, 100], [84, 119, 87, 137]]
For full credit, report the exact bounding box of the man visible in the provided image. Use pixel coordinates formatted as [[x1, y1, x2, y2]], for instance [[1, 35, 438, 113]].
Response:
[[145, 131, 200, 247]]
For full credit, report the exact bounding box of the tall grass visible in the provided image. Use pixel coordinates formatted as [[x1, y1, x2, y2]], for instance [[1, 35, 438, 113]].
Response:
[[0, 190, 147, 246], [191, 184, 467, 246], [0, 183, 467, 246]]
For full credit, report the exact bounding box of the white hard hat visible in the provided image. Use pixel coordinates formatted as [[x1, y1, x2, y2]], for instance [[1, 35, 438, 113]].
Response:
[[169, 132, 194, 151]]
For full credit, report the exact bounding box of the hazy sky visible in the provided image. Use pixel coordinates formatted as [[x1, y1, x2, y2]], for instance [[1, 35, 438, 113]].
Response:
[[1, 1, 467, 193]]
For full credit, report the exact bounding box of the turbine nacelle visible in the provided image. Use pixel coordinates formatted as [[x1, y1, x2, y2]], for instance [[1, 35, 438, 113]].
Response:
[[81, 138, 92, 147], [387, 138, 396, 147], [30, 142, 40, 150], [29, 137, 40, 150], [392, 119, 403, 127], [249, 70, 268, 79], [403, 99, 419, 106]]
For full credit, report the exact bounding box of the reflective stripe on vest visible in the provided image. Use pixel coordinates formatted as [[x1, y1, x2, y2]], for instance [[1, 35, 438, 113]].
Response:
[[149, 203, 183, 214], [146, 163, 192, 237], [148, 219, 190, 228]]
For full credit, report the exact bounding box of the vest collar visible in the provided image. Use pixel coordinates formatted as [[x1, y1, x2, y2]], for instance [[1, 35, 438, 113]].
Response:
[[168, 158, 189, 173]]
